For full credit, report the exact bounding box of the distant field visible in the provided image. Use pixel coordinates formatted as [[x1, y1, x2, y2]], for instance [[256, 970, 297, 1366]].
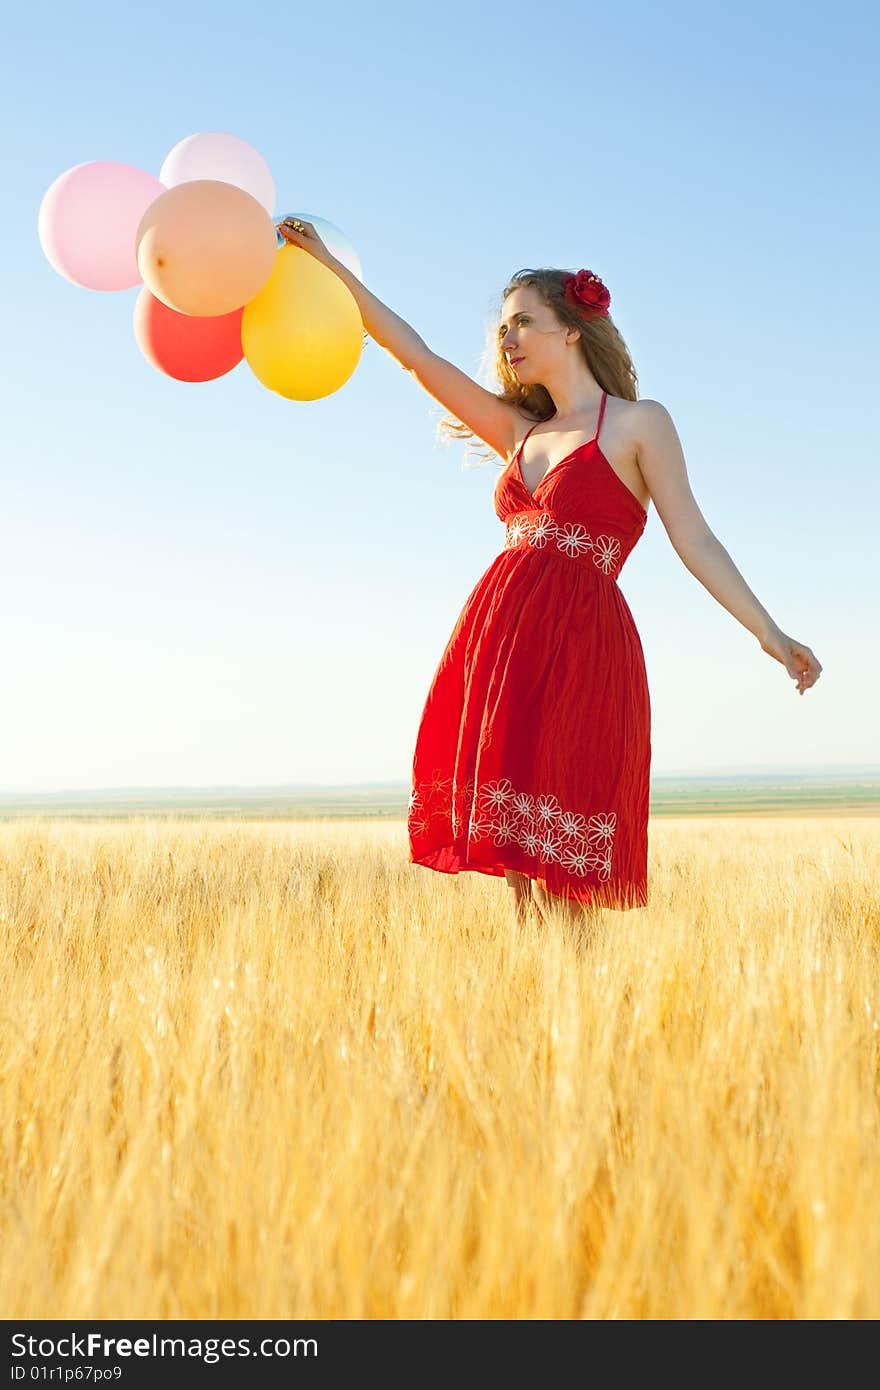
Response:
[[0, 773, 877, 821], [1, 813, 878, 1318]]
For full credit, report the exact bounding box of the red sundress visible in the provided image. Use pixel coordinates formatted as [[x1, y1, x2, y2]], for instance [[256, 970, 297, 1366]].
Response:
[[407, 390, 651, 910]]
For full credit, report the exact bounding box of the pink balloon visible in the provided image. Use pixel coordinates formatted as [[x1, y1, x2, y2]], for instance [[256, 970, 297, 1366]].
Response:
[[38, 161, 166, 291]]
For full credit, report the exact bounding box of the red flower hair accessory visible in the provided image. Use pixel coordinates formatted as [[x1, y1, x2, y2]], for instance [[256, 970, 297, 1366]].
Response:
[[563, 269, 610, 320]]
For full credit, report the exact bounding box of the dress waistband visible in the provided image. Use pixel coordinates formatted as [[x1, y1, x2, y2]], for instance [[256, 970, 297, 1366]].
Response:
[[503, 508, 623, 579]]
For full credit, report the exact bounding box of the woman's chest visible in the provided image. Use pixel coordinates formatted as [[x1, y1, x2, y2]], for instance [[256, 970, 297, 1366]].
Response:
[[520, 423, 650, 515]]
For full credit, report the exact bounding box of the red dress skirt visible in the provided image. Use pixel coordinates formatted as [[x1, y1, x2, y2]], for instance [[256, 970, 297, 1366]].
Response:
[[407, 391, 651, 910]]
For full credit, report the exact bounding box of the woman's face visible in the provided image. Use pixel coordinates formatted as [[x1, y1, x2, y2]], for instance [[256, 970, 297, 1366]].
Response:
[[497, 288, 567, 383]]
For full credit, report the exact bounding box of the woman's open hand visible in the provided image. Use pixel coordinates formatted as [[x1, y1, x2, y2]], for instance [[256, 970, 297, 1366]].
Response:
[[276, 217, 337, 270], [760, 626, 823, 695]]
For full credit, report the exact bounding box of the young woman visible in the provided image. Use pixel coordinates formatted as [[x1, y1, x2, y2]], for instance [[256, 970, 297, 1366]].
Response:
[[278, 219, 822, 934]]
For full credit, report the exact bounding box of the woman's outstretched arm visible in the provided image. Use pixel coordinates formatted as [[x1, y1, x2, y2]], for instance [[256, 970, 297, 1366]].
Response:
[[634, 399, 823, 695], [278, 217, 425, 366], [276, 218, 518, 459]]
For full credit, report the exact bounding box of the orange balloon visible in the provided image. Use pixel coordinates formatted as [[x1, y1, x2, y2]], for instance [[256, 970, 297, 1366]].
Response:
[[133, 288, 243, 382], [135, 180, 277, 316]]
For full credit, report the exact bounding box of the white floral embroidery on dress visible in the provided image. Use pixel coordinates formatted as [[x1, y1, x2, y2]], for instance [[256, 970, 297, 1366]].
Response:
[[408, 769, 616, 880], [504, 512, 622, 575]]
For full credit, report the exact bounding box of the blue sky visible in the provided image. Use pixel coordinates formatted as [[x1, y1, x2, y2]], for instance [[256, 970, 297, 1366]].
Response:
[[3, 0, 877, 791]]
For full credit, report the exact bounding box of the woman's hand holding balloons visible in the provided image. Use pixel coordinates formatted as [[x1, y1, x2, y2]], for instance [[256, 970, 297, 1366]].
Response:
[[277, 217, 339, 270]]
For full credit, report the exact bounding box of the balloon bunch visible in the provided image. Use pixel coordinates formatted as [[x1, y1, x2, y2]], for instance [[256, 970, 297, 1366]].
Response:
[[38, 132, 365, 401]]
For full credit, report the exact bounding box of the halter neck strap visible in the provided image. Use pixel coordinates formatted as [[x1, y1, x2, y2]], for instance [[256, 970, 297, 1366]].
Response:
[[514, 391, 607, 463], [514, 420, 542, 462]]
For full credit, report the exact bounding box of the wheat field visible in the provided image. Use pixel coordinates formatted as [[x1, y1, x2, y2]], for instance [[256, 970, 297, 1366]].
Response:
[[1, 813, 878, 1319]]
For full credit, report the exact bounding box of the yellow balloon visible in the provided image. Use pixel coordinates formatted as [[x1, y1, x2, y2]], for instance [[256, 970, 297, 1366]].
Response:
[[242, 246, 362, 399]]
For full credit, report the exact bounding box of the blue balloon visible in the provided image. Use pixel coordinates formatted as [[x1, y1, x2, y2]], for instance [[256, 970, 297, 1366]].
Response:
[[273, 212, 363, 280]]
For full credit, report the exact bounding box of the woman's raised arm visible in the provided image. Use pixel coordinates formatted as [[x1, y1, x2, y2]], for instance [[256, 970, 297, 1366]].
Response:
[[278, 219, 519, 460]]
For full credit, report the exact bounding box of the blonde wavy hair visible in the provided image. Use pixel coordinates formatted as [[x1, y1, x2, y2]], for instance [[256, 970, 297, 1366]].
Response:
[[434, 267, 639, 466]]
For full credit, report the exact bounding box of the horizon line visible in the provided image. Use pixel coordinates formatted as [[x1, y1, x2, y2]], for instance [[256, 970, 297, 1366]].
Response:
[[1, 764, 878, 798]]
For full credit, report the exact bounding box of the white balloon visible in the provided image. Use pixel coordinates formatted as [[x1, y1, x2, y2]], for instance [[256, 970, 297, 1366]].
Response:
[[160, 132, 275, 214]]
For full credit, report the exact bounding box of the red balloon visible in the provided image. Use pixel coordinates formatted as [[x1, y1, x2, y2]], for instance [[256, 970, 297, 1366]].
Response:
[[133, 288, 244, 382]]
